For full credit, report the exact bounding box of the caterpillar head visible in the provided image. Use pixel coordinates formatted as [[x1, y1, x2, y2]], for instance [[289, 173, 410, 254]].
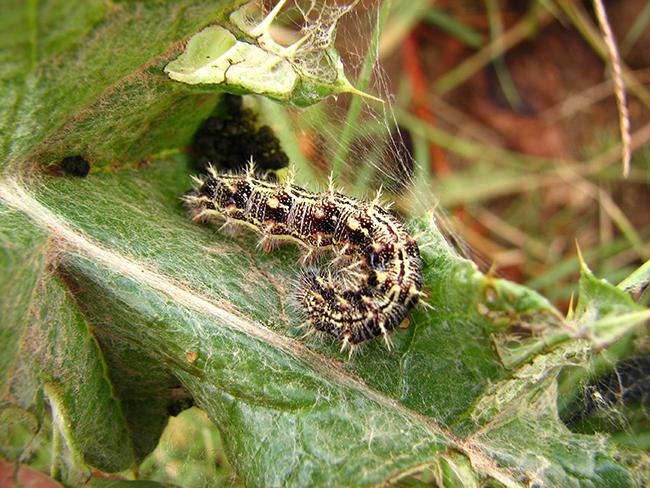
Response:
[[186, 173, 252, 218]]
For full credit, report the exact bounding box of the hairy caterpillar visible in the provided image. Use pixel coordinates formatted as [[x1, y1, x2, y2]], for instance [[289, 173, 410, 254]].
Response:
[[185, 163, 423, 352]]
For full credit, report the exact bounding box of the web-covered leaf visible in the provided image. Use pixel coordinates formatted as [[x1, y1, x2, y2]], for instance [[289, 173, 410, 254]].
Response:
[[555, 258, 650, 451], [165, 0, 380, 106], [465, 256, 648, 486]]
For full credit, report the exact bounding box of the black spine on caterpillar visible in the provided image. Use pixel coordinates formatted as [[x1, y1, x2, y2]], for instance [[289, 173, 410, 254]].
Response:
[[184, 164, 423, 351]]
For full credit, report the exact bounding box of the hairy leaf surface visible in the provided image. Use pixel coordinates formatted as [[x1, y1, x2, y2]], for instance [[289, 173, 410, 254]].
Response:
[[1, 158, 646, 485]]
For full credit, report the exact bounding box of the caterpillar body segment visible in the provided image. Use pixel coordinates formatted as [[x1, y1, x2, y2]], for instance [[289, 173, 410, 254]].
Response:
[[185, 167, 423, 350]]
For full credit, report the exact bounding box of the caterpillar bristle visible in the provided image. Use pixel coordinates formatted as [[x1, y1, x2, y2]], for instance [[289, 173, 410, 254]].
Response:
[[190, 175, 204, 186]]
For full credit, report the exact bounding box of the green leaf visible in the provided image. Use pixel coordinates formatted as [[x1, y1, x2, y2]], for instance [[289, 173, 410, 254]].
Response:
[[465, 259, 649, 486], [1, 0, 235, 171], [575, 254, 647, 328], [2, 163, 457, 485], [0, 206, 135, 472], [474, 380, 636, 487], [555, 261, 650, 450], [617, 259, 650, 301], [164, 2, 381, 106]]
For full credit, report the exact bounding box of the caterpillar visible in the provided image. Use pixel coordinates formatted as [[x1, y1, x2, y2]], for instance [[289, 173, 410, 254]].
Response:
[[184, 163, 423, 352]]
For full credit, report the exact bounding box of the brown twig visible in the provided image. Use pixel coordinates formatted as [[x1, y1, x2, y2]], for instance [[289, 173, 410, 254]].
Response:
[[592, 0, 632, 178]]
